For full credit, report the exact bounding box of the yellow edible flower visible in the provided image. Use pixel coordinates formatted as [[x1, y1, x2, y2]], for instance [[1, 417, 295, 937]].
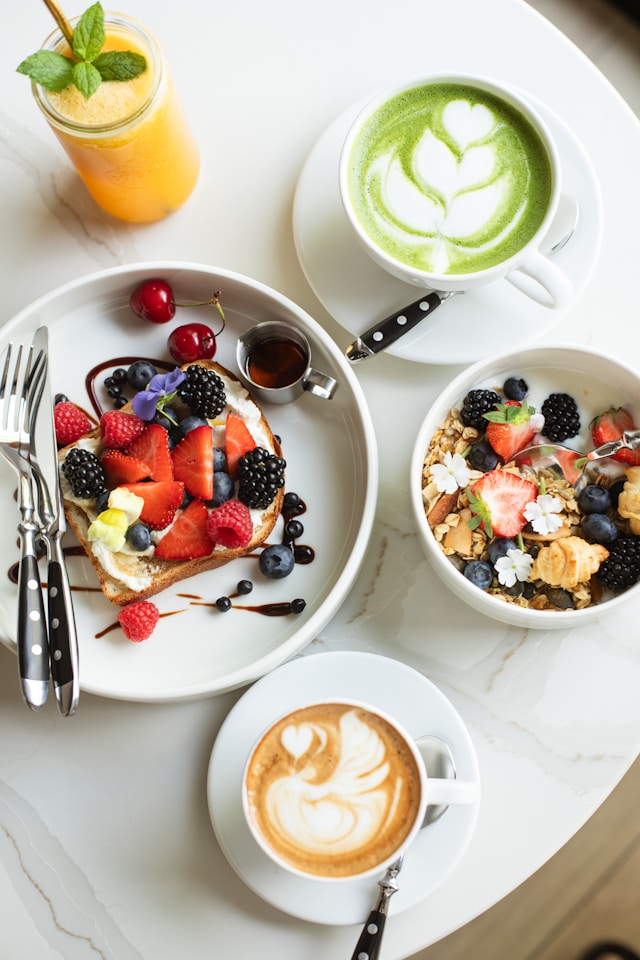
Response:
[[88, 507, 129, 552]]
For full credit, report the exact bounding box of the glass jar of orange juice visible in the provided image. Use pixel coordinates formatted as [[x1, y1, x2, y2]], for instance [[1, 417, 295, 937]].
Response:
[[31, 12, 199, 222]]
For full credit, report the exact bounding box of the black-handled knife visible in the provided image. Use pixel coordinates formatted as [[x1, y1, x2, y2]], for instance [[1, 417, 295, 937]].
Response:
[[29, 327, 79, 717], [345, 291, 454, 362], [16, 476, 50, 710]]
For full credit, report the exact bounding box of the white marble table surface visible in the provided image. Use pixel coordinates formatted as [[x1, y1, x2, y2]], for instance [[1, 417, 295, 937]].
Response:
[[2, 0, 640, 956]]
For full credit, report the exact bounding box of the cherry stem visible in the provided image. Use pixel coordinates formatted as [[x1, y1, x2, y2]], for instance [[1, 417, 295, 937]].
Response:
[[41, 0, 74, 46], [170, 291, 227, 336]]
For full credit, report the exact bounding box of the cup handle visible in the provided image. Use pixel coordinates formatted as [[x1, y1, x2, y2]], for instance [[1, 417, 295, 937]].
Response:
[[506, 249, 573, 308], [302, 368, 338, 400], [426, 777, 479, 806]]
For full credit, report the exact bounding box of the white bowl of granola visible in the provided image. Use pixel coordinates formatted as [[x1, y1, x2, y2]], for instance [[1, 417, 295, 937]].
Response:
[[411, 343, 640, 628]]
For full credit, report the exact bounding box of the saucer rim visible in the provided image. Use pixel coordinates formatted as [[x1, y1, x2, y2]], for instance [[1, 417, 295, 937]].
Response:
[[206, 650, 480, 925]]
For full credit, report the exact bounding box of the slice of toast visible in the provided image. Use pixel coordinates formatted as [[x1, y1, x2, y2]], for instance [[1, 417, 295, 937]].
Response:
[[59, 360, 284, 605]]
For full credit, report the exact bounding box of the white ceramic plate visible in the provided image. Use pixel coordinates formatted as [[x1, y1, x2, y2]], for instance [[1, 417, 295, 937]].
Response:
[[0, 262, 378, 702], [207, 650, 480, 925], [293, 90, 603, 365]]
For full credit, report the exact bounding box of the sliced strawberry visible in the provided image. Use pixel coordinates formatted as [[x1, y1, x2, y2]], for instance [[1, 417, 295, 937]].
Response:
[[154, 499, 214, 560], [121, 481, 185, 530], [225, 414, 256, 477], [172, 425, 214, 501], [485, 401, 538, 463], [126, 424, 174, 481], [101, 449, 151, 487], [468, 470, 537, 539], [591, 407, 640, 465]]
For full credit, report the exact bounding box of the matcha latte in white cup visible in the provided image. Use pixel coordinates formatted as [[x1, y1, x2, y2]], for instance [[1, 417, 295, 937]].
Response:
[[339, 75, 573, 308]]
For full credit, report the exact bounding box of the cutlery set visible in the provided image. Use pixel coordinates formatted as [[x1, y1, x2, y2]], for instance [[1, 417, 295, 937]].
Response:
[[0, 326, 78, 715]]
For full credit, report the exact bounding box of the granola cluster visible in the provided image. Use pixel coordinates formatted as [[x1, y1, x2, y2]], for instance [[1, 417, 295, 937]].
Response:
[[421, 406, 605, 611]]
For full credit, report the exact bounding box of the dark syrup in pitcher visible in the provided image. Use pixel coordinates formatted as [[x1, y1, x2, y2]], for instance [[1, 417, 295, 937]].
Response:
[[247, 338, 307, 389]]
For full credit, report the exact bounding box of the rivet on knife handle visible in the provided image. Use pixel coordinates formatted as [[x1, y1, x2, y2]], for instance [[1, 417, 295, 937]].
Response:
[[17, 514, 49, 710], [345, 291, 451, 363], [47, 539, 79, 716]]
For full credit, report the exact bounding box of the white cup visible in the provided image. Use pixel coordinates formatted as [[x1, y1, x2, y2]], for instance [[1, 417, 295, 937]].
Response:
[[242, 698, 477, 882], [339, 74, 573, 309]]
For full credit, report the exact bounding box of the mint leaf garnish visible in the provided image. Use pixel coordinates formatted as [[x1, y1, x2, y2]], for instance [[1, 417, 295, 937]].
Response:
[[17, 1, 147, 99], [72, 3, 105, 62], [16, 51, 75, 91], [93, 51, 146, 82], [72, 60, 102, 99]]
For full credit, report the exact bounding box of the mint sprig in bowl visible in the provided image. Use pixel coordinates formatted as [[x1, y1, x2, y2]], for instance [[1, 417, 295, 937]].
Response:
[[17, 1, 146, 99]]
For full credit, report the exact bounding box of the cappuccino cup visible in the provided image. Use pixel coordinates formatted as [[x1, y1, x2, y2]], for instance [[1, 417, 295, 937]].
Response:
[[339, 75, 573, 308], [237, 321, 338, 404], [242, 699, 477, 881]]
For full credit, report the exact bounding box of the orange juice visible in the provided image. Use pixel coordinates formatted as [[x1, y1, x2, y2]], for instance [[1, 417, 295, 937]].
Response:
[[33, 14, 199, 222]]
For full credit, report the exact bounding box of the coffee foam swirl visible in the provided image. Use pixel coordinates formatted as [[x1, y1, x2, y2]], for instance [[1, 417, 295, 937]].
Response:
[[245, 703, 421, 878], [348, 83, 552, 275]]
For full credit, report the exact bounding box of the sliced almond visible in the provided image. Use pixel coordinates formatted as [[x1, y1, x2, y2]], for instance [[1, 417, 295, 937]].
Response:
[[444, 508, 473, 555]]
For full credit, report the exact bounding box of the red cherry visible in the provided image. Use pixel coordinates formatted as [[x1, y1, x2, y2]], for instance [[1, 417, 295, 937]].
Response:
[[167, 323, 217, 363], [129, 279, 176, 323]]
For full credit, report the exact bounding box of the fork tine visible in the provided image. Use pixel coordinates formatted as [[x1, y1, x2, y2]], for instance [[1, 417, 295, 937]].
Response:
[[0, 343, 14, 434]]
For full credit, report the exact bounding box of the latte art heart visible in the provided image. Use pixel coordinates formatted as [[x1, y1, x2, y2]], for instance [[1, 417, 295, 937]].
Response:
[[245, 703, 422, 878], [346, 82, 553, 275], [441, 100, 496, 150]]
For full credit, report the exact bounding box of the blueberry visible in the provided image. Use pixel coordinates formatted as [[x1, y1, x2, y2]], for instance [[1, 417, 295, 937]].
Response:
[[283, 492, 303, 516], [216, 596, 232, 612], [179, 415, 210, 436], [259, 543, 295, 579], [609, 479, 626, 509], [503, 376, 528, 402], [213, 447, 228, 473], [237, 579, 253, 595], [127, 360, 157, 391], [578, 484, 612, 515], [126, 522, 152, 551], [95, 489, 110, 514], [468, 440, 500, 473], [153, 407, 179, 431], [212, 472, 234, 506], [487, 538, 517, 566], [291, 598, 306, 614], [582, 513, 618, 545], [285, 519, 304, 540], [463, 560, 493, 590]]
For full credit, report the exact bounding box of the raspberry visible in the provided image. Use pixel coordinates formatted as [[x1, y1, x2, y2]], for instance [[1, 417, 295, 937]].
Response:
[[100, 410, 146, 449], [54, 401, 93, 446], [206, 499, 253, 549], [117, 601, 160, 642]]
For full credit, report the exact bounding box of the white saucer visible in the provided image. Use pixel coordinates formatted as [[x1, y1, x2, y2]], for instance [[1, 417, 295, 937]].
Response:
[[206, 651, 480, 925], [293, 91, 603, 365]]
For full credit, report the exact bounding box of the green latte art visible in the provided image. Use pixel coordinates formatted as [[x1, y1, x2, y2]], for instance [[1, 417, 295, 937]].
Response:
[[347, 83, 553, 275]]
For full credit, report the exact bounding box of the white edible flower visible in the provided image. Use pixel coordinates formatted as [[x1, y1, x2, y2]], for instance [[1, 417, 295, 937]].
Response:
[[430, 452, 472, 495], [495, 548, 534, 587], [523, 493, 564, 536]]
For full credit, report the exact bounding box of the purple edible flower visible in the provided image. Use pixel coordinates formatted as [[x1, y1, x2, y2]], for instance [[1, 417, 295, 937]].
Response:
[[132, 368, 186, 422]]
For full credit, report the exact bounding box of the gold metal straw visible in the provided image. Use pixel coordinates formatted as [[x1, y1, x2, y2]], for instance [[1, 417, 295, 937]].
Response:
[[41, 0, 74, 46]]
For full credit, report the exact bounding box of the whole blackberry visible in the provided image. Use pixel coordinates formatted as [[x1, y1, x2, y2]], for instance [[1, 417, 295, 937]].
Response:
[[237, 447, 286, 508], [61, 448, 106, 499], [178, 365, 226, 419], [541, 393, 580, 442], [597, 536, 640, 592], [459, 389, 500, 431]]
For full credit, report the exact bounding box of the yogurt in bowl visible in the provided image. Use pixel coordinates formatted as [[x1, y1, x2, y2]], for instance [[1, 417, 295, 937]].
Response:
[[410, 344, 640, 629]]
